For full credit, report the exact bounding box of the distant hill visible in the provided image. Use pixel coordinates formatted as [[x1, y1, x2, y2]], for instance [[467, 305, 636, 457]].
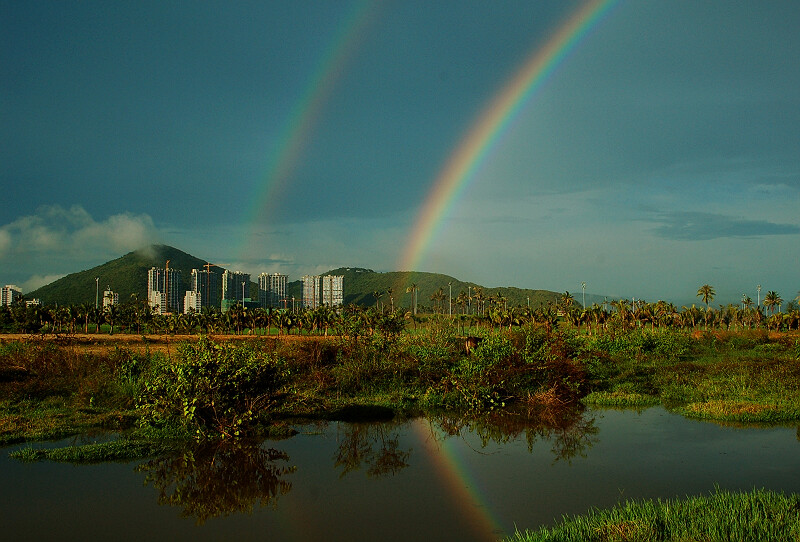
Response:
[[27, 245, 565, 309], [27, 245, 225, 306], [287, 267, 561, 310]]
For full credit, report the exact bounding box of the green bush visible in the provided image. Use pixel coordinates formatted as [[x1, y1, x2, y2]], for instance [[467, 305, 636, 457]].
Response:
[[137, 336, 287, 439]]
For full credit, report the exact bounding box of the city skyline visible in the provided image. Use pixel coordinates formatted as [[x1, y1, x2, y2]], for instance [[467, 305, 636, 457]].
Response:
[[2, 1, 798, 307]]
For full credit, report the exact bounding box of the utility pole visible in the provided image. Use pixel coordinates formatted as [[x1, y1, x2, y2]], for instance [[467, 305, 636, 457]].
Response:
[[448, 282, 452, 317], [95, 277, 99, 308]]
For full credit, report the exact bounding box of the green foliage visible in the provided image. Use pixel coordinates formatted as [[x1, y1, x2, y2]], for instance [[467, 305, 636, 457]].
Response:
[[507, 488, 800, 542], [581, 329, 692, 362], [137, 336, 287, 439]]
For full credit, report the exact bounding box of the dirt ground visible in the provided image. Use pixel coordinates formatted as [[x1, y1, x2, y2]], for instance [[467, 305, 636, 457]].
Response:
[[0, 333, 327, 355]]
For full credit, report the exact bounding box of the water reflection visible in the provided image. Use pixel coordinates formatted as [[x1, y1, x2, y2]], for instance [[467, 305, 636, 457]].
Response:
[[429, 405, 599, 463], [333, 421, 412, 477], [137, 440, 296, 524], [4, 408, 800, 541], [133, 408, 597, 523]]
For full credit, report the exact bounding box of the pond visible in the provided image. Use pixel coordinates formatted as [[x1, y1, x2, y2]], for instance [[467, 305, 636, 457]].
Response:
[[2, 407, 799, 541]]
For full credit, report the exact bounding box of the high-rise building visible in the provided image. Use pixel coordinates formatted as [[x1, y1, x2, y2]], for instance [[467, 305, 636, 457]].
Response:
[[148, 290, 167, 315], [183, 290, 201, 313], [321, 275, 344, 307], [258, 273, 287, 308], [102, 288, 119, 309], [1, 285, 22, 307], [147, 267, 182, 314], [221, 270, 250, 303], [302, 275, 320, 309], [190, 269, 220, 310]]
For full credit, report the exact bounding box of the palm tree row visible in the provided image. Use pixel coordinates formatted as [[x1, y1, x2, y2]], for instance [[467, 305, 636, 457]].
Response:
[[3, 285, 798, 336]]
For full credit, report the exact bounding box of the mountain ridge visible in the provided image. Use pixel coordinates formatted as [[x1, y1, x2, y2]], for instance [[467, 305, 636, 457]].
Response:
[[26, 244, 582, 309]]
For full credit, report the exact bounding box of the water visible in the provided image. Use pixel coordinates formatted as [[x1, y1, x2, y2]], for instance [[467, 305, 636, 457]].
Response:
[[1, 407, 799, 541]]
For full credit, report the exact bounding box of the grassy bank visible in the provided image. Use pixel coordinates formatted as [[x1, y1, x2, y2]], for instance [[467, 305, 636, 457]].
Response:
[[3, 326, 800, 461], [507, 488, 800, 542], [579, 329, 800, 423]]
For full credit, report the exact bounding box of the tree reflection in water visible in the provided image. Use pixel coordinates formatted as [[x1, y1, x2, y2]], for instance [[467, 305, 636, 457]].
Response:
[[134, 407, 595, 523], [429, 405, 599, 463], [333, 421, 412, 478], [137, 440, 296, 524]]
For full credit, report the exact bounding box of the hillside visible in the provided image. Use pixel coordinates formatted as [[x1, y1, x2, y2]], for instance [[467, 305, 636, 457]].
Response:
[[27, 245, 225, 306], [26, 245, 566, 309], [287, 267, 561, 310]]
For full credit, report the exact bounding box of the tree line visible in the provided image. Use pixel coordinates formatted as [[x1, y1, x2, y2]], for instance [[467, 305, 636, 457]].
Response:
[[2, 284, 798, 336]]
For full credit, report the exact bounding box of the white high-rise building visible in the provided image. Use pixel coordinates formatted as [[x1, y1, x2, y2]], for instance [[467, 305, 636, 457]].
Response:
[[321, 275, 344, 307], [259, 273, 287, 308], [1, 285, 22, 307], [148, 290, 167, 315], [184, 290, 201, 313], [302, 275, 320, 309], [147, 267, 182, 313]]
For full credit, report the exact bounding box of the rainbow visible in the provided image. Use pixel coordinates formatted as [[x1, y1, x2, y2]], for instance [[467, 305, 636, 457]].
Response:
[[240, 2, 380, 254], [397, 0, 618, 273], [411, 419, 504, 539]]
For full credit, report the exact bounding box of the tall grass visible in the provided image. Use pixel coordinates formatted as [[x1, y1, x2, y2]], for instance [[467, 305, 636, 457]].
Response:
[[508, 488, 800, 542]]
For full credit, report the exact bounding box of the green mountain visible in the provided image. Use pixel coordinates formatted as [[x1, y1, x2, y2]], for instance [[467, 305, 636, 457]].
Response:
[[288, 267, 560, 310], [27, 245, 564, 309], [27, 245, 225, 306]]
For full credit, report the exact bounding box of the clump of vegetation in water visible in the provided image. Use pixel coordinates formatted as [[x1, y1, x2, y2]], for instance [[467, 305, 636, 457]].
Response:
[[507, 488, 800, 542]]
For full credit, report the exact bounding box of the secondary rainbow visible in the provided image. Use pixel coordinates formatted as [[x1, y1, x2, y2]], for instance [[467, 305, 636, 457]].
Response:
[[397, 0, 618, 273], [239, 2, 379, 255]]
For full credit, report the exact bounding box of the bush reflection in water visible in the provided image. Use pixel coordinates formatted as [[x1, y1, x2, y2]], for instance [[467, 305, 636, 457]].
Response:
[[137, 439, 295, 524], [134, 406, 597, 523], [428, 404, 598, 463]]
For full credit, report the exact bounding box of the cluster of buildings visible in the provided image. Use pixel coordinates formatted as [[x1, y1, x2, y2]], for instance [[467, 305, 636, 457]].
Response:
[[145, 266, 343, 315]]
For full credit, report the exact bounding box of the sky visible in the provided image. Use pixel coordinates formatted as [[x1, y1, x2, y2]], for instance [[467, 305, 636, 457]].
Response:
[[2, 0, 799, 307]]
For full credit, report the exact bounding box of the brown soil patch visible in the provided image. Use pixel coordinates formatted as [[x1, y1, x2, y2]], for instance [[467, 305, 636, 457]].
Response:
[[0, 333, 334, 355]]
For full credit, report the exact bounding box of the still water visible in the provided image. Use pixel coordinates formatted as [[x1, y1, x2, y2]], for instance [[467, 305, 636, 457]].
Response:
[[2, 407, 799, 541]]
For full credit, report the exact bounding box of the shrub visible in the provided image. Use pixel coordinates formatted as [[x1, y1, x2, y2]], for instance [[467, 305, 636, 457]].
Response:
[[137, 336, 287, 439]]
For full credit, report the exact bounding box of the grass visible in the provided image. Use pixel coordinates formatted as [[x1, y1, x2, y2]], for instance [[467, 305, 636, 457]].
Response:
[[581, 391, 660, 408], [0, 397, 136, 446], [579, 329, 800, 423], [507, 488, 800, 542]]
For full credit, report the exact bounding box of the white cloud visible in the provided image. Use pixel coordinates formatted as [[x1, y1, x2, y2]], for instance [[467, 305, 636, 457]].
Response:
[[21, 274, 67, 293], [0, 205, 161, 290]]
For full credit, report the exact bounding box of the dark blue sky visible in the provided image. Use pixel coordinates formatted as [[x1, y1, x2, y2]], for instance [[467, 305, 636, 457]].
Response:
[[2, 0, 799, 306]]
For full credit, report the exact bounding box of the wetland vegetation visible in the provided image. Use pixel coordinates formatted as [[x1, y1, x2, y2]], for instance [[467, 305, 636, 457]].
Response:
[[2, 292, 800, 539]]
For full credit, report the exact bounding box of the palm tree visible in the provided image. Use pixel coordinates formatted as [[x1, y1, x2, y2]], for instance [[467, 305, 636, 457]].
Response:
[[764, 291, 782, 315], [105, 304, 120, 335], [456, 290, 468, 315], [373, 291, 383, 310], [697, 284, 715, 309], [560, 291, 575, 316], [696, 284, 715, 329]]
